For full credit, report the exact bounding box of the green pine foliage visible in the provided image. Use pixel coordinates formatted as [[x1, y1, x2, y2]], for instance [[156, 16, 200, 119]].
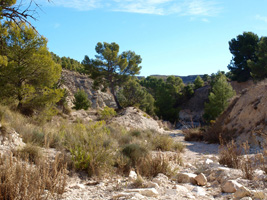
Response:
[[140, 76, 186, 122], [73, 89, 91, 110], [247, 37, 267, 80], [117, 79, 155, 116], [193, 76, 204, 89], [204, 75, 235, 122], [228, 32, 259, 82], [83, 42, 142, 109], [51, 52, 85, 73], [0, 21, 63, 113]]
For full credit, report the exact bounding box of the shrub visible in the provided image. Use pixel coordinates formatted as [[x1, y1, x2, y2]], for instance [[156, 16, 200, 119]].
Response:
[[130, 130, 142, 138], [73, 89, 91, 110], [99, 106, 116, 120], [122, 143, 149, 167], [64, 121, 115, 177], [151, 134, 174, 151], [173, 142, 185, 153], [137, 153, 173, 178], [119, 135, 133, 145], [184, 128, 204, 141]]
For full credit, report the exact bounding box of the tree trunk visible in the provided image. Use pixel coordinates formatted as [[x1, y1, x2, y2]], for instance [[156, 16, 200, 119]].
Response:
[[110, 85, 122, 110]]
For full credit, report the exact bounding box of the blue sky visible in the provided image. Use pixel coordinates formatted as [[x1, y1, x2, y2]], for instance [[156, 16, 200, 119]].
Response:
[[26, 0, 267, 76]]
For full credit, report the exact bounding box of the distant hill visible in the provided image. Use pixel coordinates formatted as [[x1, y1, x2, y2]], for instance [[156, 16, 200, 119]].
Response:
[[136, 75, 204, 84]]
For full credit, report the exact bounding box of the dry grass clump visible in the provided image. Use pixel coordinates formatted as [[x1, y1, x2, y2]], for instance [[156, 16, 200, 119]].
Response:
[[219, 140, 241, 168], [219, 139, 267, 180], [173, 142, 186, 153], [0, 153, 67, 200], [14, 144, 43, 164], [137, 153, 173, 178], [183, 128, 204, 141]]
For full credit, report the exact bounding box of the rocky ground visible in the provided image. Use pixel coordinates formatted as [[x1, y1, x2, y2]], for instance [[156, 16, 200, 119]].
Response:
[[60, 130, 267, 200]]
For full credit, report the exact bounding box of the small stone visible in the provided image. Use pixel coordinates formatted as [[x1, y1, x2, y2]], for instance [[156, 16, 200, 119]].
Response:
[[125, 188, 159, 197], [221, 180, 242, 193], [204, 159, 213, 165], [195, 173, 207, 186], [129, 170, 137, 181], [146, 181, 159, 189], [192, 186, 206, 196], [240, 198, 252, 200]]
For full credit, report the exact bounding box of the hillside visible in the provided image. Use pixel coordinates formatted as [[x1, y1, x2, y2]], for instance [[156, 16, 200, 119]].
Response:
[[207, 80, 267, 149], [147, 74, 204, 84], [61, 69, 116, 109]]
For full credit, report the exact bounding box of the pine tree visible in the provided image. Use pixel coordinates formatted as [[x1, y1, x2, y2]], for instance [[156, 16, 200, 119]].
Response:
[[204, 75, 235, 122], [83, 42, 142, 109], [194, 76, 204, 89], [0, 22, 63, 112]]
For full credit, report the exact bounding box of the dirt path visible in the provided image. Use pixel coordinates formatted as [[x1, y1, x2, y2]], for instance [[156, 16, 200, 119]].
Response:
[[168, 129, 220, 165]]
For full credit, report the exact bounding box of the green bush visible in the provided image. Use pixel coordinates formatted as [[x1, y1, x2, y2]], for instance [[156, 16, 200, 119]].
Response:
[[99, 106, 116, 120], [64, 121, 114, 176], [151, 134, 174, 151], [73, 89, 91, 110], [122, 143, 149, 167]]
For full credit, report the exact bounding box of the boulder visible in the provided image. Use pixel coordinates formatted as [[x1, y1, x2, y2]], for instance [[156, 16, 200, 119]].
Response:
[[221, 180, 242, 193], [195, 173, 207, 186], [177, 173, 197, 185]]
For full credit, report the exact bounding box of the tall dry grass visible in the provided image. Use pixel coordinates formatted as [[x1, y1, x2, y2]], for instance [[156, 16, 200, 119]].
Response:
[[0, 153, 67, 200]]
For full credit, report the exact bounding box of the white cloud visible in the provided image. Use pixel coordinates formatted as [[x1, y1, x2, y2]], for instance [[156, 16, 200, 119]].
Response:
[[45, 0, 222, 17], [44, 0, 100, 10], [112, 0, 174, 15], [255, 14, 267, 23], [182, 0, 221, 16]]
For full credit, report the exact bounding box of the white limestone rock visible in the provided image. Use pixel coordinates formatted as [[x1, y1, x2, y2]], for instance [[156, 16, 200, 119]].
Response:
[[177, 173, 197, 185], [192, 186, 206, 196], [129, 170, 138, 182]]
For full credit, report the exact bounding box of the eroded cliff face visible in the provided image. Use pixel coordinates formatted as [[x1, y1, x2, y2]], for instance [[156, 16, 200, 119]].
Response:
[[208, 80, 267, 149], [61, 70, 117, 109]]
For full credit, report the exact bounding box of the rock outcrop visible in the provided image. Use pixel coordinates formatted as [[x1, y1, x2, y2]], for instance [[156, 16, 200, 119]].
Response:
[[0, 124, 25, 154], [111, 107, 165, 133], [61, 70, 116, 109]]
